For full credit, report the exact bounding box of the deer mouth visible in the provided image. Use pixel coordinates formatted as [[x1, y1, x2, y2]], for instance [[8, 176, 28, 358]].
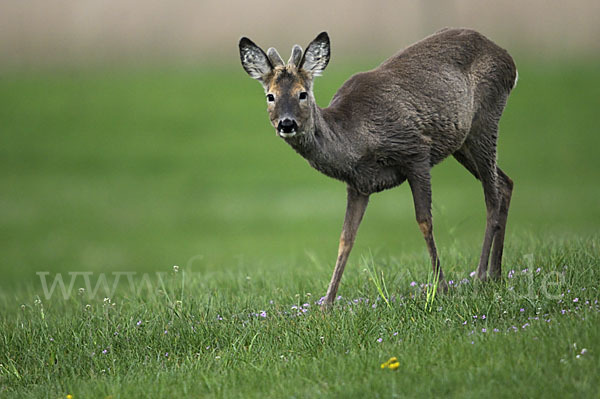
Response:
[[277, 118, 298, 138], [278, 130, 297, 138]]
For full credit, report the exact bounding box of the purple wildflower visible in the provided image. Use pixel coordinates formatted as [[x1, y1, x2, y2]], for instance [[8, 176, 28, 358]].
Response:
[[520, 308, 525, 312], [102, 349, 108, 354], [136, 320, 142, 326], [410, 281, 417, 287], [573, 298, 579, 303], [482, 328, 487, 333], [393, 332, 398, 336], [470, 271, 476, 278], [377, 338, 383, 343], [259, 311, 267, 318]]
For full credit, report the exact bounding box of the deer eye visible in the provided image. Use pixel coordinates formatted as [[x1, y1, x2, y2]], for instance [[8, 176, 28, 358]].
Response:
[[266, 94, 275, 102], [299, 91, 308, 100]]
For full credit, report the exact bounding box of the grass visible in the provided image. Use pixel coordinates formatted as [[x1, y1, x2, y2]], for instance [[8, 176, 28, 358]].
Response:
[[1, 58, 599, 397]]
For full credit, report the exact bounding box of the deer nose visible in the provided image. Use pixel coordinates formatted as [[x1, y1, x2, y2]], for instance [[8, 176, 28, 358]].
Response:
[[277, 118, 298, 134]]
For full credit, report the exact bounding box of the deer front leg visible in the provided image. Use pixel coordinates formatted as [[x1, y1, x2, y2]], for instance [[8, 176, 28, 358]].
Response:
[[322, 186, 369, 308], [407, 172, 448, 292]]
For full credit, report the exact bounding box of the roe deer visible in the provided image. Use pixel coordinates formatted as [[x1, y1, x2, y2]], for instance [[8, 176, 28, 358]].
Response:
[[238, 28, 517, 307]]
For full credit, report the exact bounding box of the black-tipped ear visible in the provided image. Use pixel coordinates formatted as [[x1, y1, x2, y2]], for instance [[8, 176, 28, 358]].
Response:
[[300, 32, 330, 77], [239, 37, 273, 81]]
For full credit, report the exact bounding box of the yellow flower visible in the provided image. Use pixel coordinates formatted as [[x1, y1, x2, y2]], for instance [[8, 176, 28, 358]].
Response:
[[66, 395, 73, 399], [388, 362, 400, 370], [380, 356, 400, 370]]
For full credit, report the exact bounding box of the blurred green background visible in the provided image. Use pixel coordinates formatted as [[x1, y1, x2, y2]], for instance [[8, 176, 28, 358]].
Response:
[[2, 61, 599, 292], [1, 1, 599, 293]]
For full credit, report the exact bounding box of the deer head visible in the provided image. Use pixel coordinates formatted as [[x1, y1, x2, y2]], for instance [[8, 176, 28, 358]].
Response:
[[239, 32, 330, 139]]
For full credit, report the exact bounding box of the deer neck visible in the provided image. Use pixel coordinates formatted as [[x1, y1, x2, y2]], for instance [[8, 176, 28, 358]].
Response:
[[286, 102, 355, 181]]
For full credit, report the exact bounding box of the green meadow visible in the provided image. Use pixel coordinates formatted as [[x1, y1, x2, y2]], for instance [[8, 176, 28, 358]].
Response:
[[1, 58, 599, 397]]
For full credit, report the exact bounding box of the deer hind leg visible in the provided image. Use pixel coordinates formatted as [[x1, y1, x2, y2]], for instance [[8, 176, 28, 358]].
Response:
[[489, 167, 513, 279], [453, 139, 501, 281], [407, 170, 447, 291]]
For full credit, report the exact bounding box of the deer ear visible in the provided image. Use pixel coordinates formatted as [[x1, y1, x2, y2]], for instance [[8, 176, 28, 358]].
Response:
[[239, 37, 273, 82], [300, 32, 330, 77]]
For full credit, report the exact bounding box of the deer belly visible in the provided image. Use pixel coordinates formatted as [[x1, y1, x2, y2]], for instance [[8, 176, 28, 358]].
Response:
[[352, 165, 406, 194]]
